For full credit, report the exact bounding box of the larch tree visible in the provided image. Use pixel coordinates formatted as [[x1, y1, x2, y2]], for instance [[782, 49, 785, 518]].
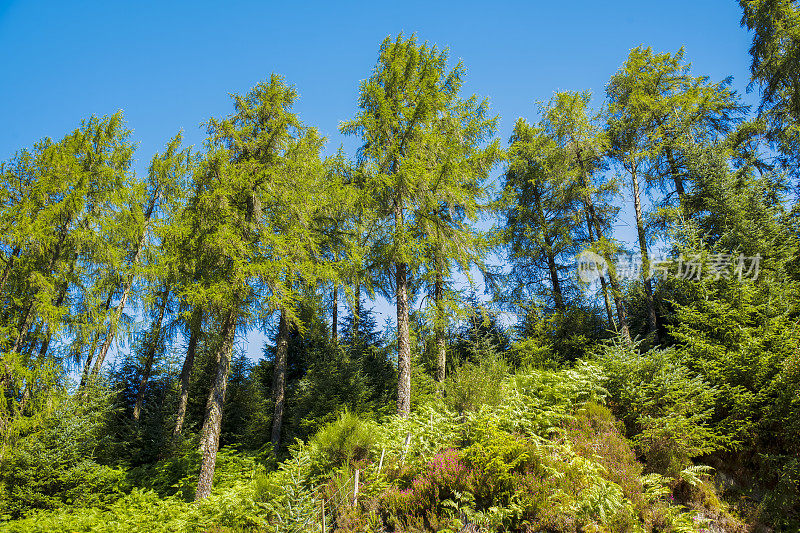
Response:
[[607, 48, 663, 340], [341, 34, 499, 414], [419, 92, 502, 383], [503, 118, 581, 315], [185, 74, 326, 499], [541, 91, 630, 342], [740, 0, 800, 172]]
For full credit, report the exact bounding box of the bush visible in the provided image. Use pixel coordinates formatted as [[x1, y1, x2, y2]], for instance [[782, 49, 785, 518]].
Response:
[[598, 339, 720, 478], [442, 352, 508, 414], [0, 386, 126, 520], [308, 412, 377, 477]]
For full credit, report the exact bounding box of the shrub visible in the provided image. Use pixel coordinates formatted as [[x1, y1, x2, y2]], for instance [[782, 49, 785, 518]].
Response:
[[442, 352, 508, 414], [598, 340, 720, 478], [308, 412, 377, 477]]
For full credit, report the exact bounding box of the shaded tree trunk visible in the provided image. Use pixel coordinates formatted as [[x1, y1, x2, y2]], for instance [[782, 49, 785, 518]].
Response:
[[332, 282, 338, 342], [10, 304, 36, 354], [174, 306, 202, 437], [434, 267, 446, 383], [0, 246, 20, 294], [584, 211, 615, 328], [630, 167, 658, 340], [531, 184, 565, 311], [666, 146, 686, 205], [575, 150, 631, 344], [270, 309, 290, 452], [133, 284, 171, 422], [195, 309, 237, 501], [78, 290, 115, 393], [353, 276, 361, 336]]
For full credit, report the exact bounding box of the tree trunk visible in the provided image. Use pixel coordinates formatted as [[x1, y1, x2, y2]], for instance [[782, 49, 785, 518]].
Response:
[[194, 309, 237, 501], [10, 301, 35, 354], [133, 284, 170, 422], [575, 149, 630, 343], [270, 309, 290, 453], [665, 146, 685, 203], [91, 188, 160, 379], [630, 168, 658, 340], [91, 248, 144, 378], [78, 290, 115, 393], [434, 268, 446, 383], [174, 306, 202, 437], [396, 260, 411, 416], [584, 211, 615, 328], [0, 246, 20, 294], [531, 184, 565, 311], [394, 195, 411, 417], [353, 276, 361, 337], [331, 282, 338, 342]]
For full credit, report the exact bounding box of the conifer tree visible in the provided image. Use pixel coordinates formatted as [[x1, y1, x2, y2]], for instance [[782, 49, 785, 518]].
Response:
[[342, 34, 499, 412], [541, 91, 630, 341], [503, 118, 580, 314], [183, 75, 326, 499]]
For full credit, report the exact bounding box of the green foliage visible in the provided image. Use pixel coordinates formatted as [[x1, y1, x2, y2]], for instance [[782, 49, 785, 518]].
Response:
[[308, 412, 377, 475], [442, 348, 508, 414], [513, 305, 610, 367], [0, 385, 125, 520], [598, 339, 720, 478]]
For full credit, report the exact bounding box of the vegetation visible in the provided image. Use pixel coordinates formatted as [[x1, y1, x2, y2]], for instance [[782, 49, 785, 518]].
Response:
[[2, 8, 800, 531]]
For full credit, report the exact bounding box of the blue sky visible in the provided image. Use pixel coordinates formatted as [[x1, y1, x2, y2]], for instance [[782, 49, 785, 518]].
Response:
[[0, 0, 759, 359]]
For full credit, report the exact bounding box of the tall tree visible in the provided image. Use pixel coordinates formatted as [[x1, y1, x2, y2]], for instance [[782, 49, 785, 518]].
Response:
[[541, 91, 631, 341], [740, 0, 800, 172], [185, 75, 326, 499], [342, 34, 499, 413], [503, 118, 581, 314], [420, 90, 501, 383]]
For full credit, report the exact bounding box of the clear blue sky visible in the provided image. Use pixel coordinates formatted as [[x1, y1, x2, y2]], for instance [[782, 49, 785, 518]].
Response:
[[0, 0, 758, 358]]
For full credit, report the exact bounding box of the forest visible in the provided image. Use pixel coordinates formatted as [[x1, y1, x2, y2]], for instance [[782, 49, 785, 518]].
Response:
[[1, 2, 799, 532]]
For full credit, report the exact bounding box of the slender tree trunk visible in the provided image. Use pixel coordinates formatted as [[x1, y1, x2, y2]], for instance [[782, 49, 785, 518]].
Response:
[[331, 282, 338, 342], [531, 184, 565, 311], [174, 306, 202, 437], [91, 253, 143, 378], [91, 188, 160, 379], [580, 176, 631, 345], [394, 197, 411, 417], [630, 167, 658, 340], [133, 284, 170, 422], [0, 246, 20, 294], [665, 146, 685, 203], [194, 309, 237, 501], [79, 290, 115, 393], [353, 276, 361, 336], [434, 267, 446, 383], [270, 309, 290, 452], [584, 212, 615, 328], [545, 247, 565, 311], [11, 304, 35, 354]]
